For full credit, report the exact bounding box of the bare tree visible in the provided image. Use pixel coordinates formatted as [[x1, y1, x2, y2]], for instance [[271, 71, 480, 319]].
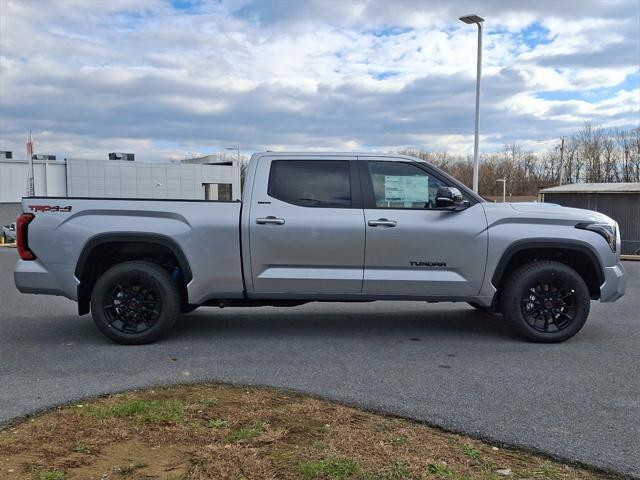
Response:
[[397, 124, 639, 196]]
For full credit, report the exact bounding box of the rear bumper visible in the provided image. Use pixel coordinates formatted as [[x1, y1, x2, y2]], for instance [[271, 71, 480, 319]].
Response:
[[14, 259, 78, 300], [600, 261, 627, 303]]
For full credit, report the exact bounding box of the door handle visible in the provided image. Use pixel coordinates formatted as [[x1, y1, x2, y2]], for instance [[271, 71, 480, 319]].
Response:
[[256, 216, 285, 225], [368, 218, 397, 227]]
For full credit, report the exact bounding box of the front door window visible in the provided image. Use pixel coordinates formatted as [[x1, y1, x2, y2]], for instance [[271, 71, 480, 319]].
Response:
[[367, 162, 447, 209]]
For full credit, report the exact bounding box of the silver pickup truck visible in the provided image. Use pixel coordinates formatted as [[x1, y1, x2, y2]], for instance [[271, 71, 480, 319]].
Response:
[[14, 152, 627, 344]]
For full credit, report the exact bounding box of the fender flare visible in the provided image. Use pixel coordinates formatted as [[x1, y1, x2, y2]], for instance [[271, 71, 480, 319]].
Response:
[[75, 233, 193, 315], [491, 238, 604, 289]]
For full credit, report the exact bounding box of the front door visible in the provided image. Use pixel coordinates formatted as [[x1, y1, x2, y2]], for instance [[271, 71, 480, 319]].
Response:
[[248, 158, 365, 295], [360, 159, 488, 297]]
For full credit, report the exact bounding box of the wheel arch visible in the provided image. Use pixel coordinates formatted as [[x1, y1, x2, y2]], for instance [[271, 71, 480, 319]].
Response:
[[75, 233, 193, 315], [492, 239, 604, 300]]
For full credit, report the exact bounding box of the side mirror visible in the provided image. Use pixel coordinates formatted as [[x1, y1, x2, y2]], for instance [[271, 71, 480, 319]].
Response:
[[435, 187, 467, 210]]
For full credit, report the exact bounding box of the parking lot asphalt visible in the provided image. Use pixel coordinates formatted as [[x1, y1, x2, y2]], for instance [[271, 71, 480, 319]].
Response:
[[0, 248, 638, 477]]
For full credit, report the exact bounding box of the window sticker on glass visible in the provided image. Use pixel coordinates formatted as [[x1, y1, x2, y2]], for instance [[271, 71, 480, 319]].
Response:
[[383, 175, 429, 207], [368, 162, 444, 209]]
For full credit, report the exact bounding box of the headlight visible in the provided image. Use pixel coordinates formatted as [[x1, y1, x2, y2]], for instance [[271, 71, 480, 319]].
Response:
[[576, 222, 617, 252]]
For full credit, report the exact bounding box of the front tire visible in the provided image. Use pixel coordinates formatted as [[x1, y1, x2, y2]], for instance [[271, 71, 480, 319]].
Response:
[[91, 261, 180, 345], [501, 260, 590, 342]]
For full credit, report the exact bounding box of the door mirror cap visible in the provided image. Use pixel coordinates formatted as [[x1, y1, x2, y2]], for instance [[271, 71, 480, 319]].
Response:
[[435, 187, 468, 210]]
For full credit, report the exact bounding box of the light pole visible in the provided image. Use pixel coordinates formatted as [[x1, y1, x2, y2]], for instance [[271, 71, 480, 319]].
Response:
[[496, 178, 506, 203], [226, 145, 242, 199], [459, 14, 484, 194], [558, 136, 565, 185], [225, 145, 240, 164]]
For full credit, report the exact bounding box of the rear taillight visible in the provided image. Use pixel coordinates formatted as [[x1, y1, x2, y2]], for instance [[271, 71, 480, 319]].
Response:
[[16, 213, 36, 260]]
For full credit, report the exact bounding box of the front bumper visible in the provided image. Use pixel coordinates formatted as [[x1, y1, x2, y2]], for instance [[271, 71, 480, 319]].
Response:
[[600, 261, 627, 302], [14, 259, 78, 300]]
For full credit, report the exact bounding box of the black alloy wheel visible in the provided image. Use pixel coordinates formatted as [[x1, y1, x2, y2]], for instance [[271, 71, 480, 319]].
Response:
[[521, 275, 578, 333], [91, 261, 180, 344], [501, 260, 590, 342], [102, 276, 163, 334]]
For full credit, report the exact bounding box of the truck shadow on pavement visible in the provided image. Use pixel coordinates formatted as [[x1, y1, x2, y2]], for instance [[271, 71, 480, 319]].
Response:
[[10, 306, 517, 346], [169, 306, 516, 343]]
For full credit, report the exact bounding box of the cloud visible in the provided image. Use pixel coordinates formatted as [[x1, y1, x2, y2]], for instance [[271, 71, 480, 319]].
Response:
[[0, 0, 638, 161]]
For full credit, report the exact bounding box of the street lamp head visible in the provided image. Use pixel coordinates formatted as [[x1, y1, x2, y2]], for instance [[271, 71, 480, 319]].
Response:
[[225, 146, 239, 151], [459, 14, 484, 24]]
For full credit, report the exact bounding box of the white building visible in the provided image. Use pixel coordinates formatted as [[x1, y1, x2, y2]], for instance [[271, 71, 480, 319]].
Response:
[[0, 157, 241, 226]]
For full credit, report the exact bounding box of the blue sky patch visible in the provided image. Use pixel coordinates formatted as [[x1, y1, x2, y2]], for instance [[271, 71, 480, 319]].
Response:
[[170, 0, 200, 11], [370, 26, 413, 37], [373, 71, 399, 80], [536, 72, 640, 102], [520, 22, 553, 49]]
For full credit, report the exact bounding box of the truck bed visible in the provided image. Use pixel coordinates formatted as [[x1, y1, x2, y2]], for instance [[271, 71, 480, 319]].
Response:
[[16, 197, 245, 304]]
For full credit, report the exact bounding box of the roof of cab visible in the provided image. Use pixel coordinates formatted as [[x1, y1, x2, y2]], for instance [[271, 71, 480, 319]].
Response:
[[252, 151, 418, 161]]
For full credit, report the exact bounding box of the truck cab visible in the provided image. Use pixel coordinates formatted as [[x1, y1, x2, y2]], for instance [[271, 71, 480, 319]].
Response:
[[243, 153, 486, 300]]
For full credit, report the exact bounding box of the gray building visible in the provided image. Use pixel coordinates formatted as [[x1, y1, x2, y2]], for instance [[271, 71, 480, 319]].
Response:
[[539, 183, 640, 256]]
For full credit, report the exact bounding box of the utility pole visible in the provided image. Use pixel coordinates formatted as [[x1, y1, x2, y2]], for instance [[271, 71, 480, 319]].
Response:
[[558, 136, 565, 185]]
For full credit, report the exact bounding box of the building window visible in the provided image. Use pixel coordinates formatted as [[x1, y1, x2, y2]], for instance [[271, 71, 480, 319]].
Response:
[[203, 183, 232, 201]]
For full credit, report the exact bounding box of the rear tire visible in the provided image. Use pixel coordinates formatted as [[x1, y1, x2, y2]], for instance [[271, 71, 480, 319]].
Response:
[[501, 260, 590, 342], [91, 261, 180, 345]]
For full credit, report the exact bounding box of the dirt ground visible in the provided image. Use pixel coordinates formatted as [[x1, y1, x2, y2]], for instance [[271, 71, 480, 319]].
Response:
[[0, 384, 621, 480]]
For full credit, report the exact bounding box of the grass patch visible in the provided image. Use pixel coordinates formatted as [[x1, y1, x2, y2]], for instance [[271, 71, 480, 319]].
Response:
[[199, 396, 219, 407], [461, 443, 481, 459], [1, 384, 615, 480], [533, 460, 565, 479], [383, 460, 413, 479], [312, 440, 328, 451], [28, 465, 66, 480], [479, 458, 497, 472], [36, 472, 65, 480], [227, 420, 268, 443], [72, 444, 92, 454], [82, 399, 184, 423], [206, 418, 228, 429], [300, 456, 360, 480], [427, 461, 452, 477]]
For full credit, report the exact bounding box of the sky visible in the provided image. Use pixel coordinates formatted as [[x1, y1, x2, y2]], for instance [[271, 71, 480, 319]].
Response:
[[0, 0, 639, 162]]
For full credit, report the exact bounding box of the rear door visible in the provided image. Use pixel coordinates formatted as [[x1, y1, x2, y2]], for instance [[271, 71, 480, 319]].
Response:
[[248, 157, 365, 295], [360, 159, 488, 297]]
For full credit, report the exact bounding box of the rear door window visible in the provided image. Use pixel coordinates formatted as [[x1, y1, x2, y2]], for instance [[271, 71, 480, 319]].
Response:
[[268, 160, 352, 208]]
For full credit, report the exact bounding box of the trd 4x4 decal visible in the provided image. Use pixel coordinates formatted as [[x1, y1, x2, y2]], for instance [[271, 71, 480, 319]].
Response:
[[28, 205, 72, 213]]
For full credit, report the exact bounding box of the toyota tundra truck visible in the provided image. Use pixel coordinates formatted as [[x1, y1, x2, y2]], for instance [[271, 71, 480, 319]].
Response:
[[13, 152, 627, 344]]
